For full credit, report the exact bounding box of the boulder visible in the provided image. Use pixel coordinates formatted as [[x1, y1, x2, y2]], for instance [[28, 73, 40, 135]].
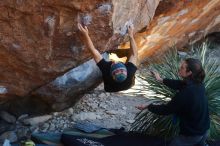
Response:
[[135, 0, 220, 60], [0, 0, 159, 114]]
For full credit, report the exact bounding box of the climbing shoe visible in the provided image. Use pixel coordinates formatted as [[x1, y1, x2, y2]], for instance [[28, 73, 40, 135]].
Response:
[[20, 139, 35, 146]]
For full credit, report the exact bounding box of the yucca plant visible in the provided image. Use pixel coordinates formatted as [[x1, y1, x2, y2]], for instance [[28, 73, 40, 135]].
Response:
[[130, 42, 220, 140]]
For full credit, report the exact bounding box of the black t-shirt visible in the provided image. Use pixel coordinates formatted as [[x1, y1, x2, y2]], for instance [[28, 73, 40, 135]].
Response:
[[97, 59, 137, 92]]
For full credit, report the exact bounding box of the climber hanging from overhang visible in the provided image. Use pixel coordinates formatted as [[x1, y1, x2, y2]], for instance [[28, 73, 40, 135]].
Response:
[[78, 23, 138, 92]]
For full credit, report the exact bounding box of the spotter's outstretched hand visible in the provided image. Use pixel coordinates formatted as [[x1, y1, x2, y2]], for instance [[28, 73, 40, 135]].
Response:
[[135, 104, 148, 110]]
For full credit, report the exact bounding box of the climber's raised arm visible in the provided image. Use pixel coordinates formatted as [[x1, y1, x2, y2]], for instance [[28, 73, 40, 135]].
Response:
[[78, 23, 103, 63], [127, 25, 138, 66], [128, 25, 138, 66]]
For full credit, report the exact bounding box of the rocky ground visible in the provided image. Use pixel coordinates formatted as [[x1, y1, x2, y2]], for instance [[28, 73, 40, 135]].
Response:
[[0, 82, 151, 144]]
